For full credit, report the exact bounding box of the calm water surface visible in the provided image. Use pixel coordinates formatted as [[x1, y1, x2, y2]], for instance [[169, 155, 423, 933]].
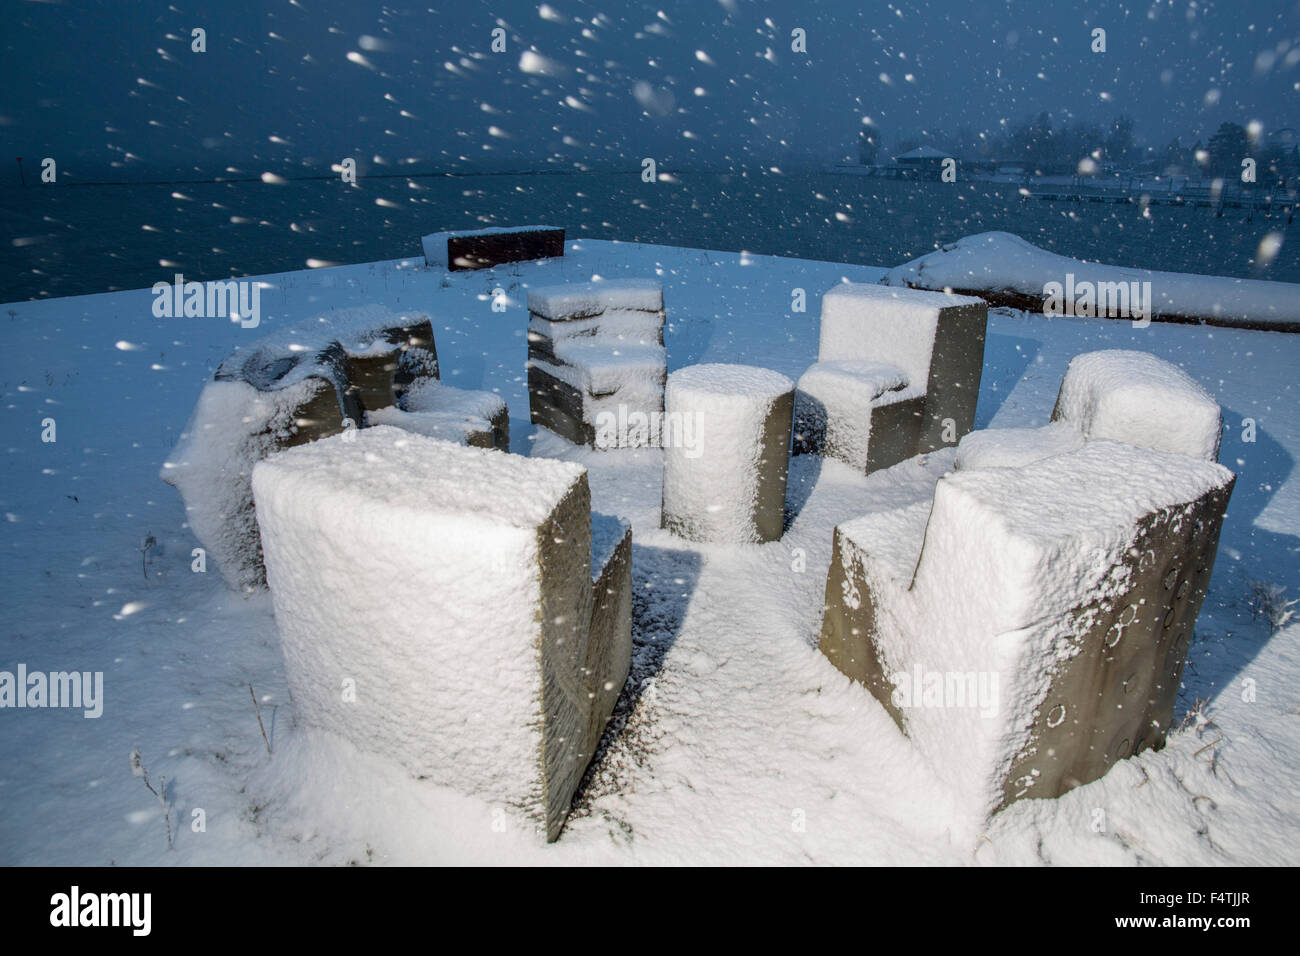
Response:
[[2, 170, 1296, 301]]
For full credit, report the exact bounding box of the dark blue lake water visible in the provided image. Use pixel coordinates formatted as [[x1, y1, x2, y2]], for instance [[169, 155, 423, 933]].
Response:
[[2, 170, 1296, 301]]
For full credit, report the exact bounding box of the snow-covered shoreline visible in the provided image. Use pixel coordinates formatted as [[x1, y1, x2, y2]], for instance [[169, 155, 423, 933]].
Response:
[[1, 240, 1296, 865], [885, 232, 1300, 331]]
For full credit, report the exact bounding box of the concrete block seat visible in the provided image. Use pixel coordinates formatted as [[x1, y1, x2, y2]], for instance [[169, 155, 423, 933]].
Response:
[[252, 426, 632, 843], [793, 283, 988, 473], [817, 349, 1235, 829], [526, 279, 666, 448], [161, 304, 507, 590]]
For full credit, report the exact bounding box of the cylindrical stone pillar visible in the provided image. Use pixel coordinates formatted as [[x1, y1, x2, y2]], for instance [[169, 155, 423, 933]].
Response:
[[661, 363, 795, 544]]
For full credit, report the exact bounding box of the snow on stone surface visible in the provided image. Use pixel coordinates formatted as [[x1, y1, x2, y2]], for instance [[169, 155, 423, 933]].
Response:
[[159, 303, 440, 589], [953, 421, 1085, 471], [236, 302, 433, 358], [365, 406, 485, 444], [795, 359, 911, 470], [883, 231, 1300, 328], [160, 376, 328, 590], [797, 359, 909, 399], [661, 363, 793, 543], [251, 425, 588, 837], [529, 309, 664, 345], [401, 377, 505, 422], [817, 281, 982, 391], [2, 239, 1298, 865], [527, 278, 663, 320], [421, 225, 561, 269], [839, 440, 1235, 831], [1053, 349, 1224, 461], [551, 342, 667, 395]]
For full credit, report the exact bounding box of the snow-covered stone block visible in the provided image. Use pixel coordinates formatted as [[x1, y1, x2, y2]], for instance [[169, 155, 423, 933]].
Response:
[[337, 314, 439, 412], [421, 225, 565, 271], [526, 279, 666, 448], [162, 306, 460, 590], [161, 374, 347, 591], [661, 364, 794, 544], [818, 440, 1235, 829], [792, 359, 911, 470], [366, 406, 498, 450], [1051, 350, 1224, 461], [528, 279, 664, 320], [585, 513, 632, 758], [794, 283, 987, 473], [252, 426, 600, 842]]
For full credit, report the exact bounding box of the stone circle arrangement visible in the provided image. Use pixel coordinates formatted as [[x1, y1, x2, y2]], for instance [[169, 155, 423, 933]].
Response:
[[162, 227, 1236, 843]]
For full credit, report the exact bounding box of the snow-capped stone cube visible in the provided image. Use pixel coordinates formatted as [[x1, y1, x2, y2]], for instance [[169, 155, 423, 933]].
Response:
[[526, 279, 666, 448], [819, 440, 1235, 830], [661, 363, 795, 544], [793, 359, 910, 470], [794, 283, 987, 473], [1051, 350, 1224, 461], [252, 426, 597, 842], [161, 344, 360, 590]]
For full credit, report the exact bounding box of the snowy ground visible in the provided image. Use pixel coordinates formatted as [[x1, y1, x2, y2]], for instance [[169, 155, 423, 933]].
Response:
[[1, 239, 1296, 865]]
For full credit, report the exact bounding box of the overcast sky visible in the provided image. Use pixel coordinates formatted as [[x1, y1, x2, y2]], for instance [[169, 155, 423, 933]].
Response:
[[2, 0, 1297, 179]]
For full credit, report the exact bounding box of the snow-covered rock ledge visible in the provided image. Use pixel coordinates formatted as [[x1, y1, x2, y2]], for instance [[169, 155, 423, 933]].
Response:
[[883, 232, 1300, 332]]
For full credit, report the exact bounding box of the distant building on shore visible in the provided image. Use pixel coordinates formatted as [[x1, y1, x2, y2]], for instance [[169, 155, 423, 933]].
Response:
[[893, 146, 951, 180]]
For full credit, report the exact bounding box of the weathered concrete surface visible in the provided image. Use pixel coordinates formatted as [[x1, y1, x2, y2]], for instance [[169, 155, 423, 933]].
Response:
[[447, 228, 565, 271], [583, 514, 633, 761], [917, 301, 987, 453], [999, 479, 1233, 808], [344, 350, 400, 414], [534, 472, 597, 842], [818, 439, 1235, 824], [755, 389, 796, 542], [528, 363, 594, 446]]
